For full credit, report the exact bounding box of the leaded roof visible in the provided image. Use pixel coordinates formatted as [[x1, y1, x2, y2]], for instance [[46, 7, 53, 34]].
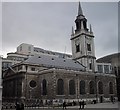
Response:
[[24, 55, 85, 71]]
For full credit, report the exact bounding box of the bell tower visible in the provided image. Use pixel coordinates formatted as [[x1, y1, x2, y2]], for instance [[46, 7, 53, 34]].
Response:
[[71, 2, 96, 72]]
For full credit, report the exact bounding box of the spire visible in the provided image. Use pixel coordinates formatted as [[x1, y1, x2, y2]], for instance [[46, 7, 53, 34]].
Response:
[[71, 26, 74, 36], [90, 24, 93, 33], [78, 1, 83, 16]]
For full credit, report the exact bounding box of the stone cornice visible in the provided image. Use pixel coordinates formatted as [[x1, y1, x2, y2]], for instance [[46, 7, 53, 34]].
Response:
[[73, 55, 96, 60], [71, 31, 94, 40]]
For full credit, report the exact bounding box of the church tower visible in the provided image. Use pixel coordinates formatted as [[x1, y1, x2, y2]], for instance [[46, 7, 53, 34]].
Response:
[[71, 2, 96, 72]]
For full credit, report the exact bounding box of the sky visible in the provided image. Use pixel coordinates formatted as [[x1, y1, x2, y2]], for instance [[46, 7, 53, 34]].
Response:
[[1, 1, 119, 59]]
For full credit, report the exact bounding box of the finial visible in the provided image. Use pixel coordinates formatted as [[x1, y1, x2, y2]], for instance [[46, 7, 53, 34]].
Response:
[[78, 1, 83, 16], [90, 24, 93, 33], [71, 26, 74, 36]]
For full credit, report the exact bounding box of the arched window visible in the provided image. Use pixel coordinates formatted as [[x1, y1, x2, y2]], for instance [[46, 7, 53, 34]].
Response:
[[98, 81, 103, 94], [89, 81, 95, 94], [80, 80, 85, 95], [76, 44, 80, 53], [69, 80, 75, 95], [83, 21, 87, 29], [42, 79, 47, 95], [109, 82, 113, 94], [57, 79, 64, 95], [76, 21, 80, 30]]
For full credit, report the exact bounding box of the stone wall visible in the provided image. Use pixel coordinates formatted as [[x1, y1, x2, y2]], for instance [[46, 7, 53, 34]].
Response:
[[25, 69, 117, 103]]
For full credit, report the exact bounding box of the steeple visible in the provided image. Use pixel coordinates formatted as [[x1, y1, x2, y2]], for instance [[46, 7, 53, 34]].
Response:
[[75, 2, 88, 32], [78, 2, 83, 16]]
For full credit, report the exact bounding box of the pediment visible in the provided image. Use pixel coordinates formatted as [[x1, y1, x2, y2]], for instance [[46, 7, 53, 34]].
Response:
[[3, 67, 16, 78]]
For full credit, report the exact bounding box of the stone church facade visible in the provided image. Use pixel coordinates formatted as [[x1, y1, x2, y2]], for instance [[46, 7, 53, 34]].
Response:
[[2, 2, 117, 105], [3, 61, 116, 104]]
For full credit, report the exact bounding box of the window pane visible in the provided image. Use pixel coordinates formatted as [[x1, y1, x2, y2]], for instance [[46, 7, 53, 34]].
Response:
[[57, 79, 64, 95], [104, 65, 109, 73], [89, 81, 95, 94], [89, 63, 92, 70], [98, 81, 103, 94], [98, 65, 103, 73], [31, 67, 35, 71], [80, 80, 85, 95], [87, 44, 91, 51], [29, 80, 37, 88], [76, 44, 80, 53], [69, 80, 75, 95], [42, 79, 47, 95]]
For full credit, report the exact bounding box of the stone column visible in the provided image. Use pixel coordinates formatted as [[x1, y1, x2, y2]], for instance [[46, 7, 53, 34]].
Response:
[[53, 69, 56, 99], [76, 74, 79, 100]]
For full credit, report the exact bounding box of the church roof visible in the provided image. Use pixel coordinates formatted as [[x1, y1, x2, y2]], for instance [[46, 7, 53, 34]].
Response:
[[24, 55, 85, 71]]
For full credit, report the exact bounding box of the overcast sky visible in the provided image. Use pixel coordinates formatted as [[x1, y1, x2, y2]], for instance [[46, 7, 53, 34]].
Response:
[[2, 2, 118, 59]]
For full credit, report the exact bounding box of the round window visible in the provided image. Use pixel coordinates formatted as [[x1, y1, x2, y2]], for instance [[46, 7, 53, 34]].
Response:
[[29, 80, 37, 88]]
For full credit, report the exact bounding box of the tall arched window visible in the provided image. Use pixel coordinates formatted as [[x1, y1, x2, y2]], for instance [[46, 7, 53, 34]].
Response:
[[80, 80, 85, 95], [42, 79, 47, 95], [69, 80, 75, 95], [89, 81, 95, 94], [98, 81, 103, 94], [109, 82, 113, 94], [57, 79, 64, 95]]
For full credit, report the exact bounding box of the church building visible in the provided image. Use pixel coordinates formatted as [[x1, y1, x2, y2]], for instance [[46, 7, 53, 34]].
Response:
[[2, 2, 117, 105]]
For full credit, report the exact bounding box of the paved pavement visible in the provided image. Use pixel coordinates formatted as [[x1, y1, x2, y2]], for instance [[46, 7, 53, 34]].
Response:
[[24, 108, 118, 110], [2, 102, 120, 110], [26, 102, 119, 110], [2, 108, 119, 110]]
